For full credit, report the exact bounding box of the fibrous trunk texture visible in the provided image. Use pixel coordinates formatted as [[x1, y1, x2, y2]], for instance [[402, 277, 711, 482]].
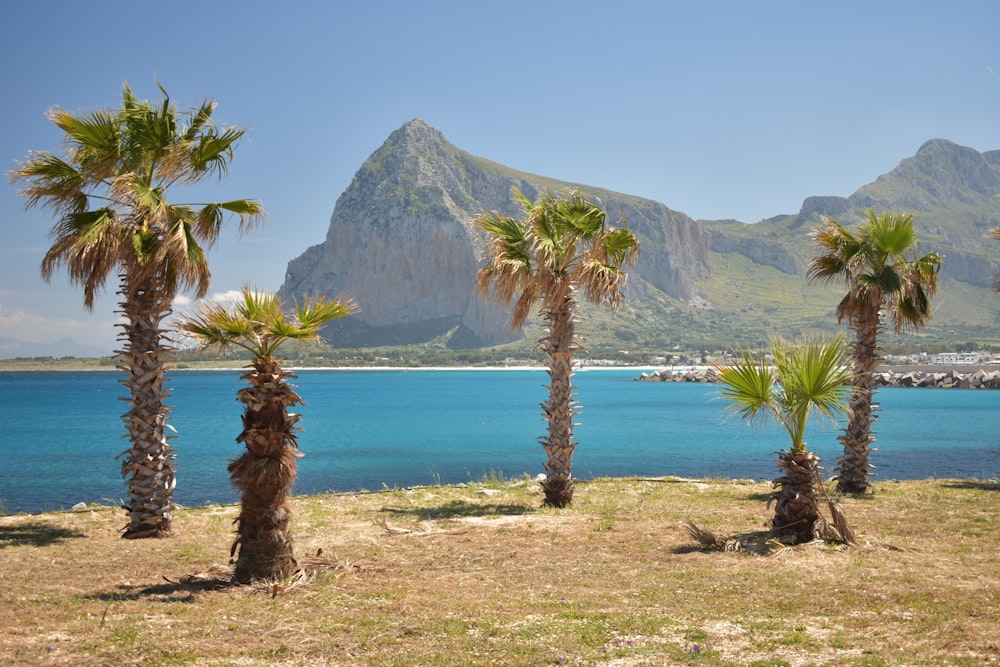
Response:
[[837, 304, 881, 493], [117, 273, 176, 539], [539, 291, 579, 508], [771, 449, 821, 544], [229, 359, 303, 583]]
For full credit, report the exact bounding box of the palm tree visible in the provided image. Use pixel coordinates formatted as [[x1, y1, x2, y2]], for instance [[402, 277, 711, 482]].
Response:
[[807, 210, 942, 494], [10, 82, 264, 538], [717, 337, 852, 544], [177, 286, 356, 583], [474, 189, 639, 507]]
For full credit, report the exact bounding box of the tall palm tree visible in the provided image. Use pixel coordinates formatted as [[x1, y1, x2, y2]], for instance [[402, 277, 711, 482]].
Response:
[[177, 286, 356, 583], [717, 337, 852, 544], [475, 189, 639, 507], [10, 82, 264, 538], [807, 210, 942, 494]]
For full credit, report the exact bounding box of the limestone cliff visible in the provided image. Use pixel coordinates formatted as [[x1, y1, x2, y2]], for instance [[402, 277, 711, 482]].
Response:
[[280, 119, 712, 348]]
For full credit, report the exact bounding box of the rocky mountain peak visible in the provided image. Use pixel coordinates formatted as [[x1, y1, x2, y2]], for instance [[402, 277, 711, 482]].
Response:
[[279, 120, 713, 348], [851, 139, 1000, 212]]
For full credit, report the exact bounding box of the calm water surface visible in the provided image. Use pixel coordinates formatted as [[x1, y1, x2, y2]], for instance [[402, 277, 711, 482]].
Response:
[[1, 369, 998, 513]]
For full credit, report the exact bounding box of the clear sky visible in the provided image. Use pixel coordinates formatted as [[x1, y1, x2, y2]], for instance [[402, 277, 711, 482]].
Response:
[[2, 0, 998, 356]]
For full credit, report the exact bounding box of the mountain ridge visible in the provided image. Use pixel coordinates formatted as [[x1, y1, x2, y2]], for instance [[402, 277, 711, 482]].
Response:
[[280, 119, 1000, 351]]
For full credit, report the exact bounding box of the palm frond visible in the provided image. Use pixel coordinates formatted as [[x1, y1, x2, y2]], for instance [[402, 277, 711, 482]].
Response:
[[176, 285, 355, 361], [716, 350, 775, 426]]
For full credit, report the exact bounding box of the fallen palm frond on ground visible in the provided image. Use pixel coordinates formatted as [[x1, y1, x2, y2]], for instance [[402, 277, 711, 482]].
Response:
[[1, 477, 998, 666]]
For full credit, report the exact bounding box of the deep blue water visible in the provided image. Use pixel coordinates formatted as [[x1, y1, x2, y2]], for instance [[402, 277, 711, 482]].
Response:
[[1, 369, 998, 514]]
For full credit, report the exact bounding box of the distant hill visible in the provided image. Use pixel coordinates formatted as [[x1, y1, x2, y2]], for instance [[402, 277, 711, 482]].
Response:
[[280, 120, 1000, 352], [0, 335, 110, 360]]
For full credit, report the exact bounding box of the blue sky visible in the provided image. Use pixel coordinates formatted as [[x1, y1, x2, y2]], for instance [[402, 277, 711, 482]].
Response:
[[2, 0, 998, 356]]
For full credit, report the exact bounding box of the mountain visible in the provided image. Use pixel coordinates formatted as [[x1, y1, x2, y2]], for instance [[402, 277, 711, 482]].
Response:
[[280, 119, 711, 348], [280, 121, 1000, 352]]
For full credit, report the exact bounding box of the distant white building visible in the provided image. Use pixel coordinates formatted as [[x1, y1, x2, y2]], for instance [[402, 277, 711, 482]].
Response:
[[933, 352, 982, 365]]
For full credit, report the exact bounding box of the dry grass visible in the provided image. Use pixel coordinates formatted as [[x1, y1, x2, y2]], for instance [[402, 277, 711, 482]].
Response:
[[1, 476, 998, 666]]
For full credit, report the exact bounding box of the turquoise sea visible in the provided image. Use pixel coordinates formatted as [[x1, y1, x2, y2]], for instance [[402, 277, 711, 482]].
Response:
[[2, 368, 998, 514]]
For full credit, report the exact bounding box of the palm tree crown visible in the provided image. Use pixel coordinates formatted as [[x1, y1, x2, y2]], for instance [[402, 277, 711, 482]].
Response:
[[12, 81, 264, 307], [807, 210, 942, 333], [475, 189, 639, 330], [178, 286, 357, 361], [717, 336, 852, 454]]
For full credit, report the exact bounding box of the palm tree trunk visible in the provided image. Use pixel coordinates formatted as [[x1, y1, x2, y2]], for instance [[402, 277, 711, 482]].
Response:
[[538, 291, 579, 508], [837, 304, 881, 493], [229, 358, 303, 583], [772, 449, 821, 544], [117, 272, 176, 539]]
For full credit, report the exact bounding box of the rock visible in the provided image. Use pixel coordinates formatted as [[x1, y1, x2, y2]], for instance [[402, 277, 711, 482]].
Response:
[[280, 119, 712, 349]]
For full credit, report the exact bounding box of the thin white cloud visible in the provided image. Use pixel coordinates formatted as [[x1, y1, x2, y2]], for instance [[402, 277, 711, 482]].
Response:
[[209, 289, 245, 304], [0, 303, 117, 350]]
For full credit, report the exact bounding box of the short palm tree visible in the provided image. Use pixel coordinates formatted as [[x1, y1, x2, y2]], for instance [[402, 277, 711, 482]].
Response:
[[10, 82, 264, 538], [475, 189, 639, 507], [177, 286, 356, 583], [717, 336, 852, 544], [808, 210, 942, 493]]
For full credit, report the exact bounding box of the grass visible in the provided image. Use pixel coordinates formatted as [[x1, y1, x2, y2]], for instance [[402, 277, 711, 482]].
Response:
[[1, 476, 998, 665]]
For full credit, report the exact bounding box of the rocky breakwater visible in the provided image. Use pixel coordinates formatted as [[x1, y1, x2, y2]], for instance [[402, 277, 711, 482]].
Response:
[[635, 367, 720, 383], [875, 366, 1000, 389], [636, 365, 1000, 389]]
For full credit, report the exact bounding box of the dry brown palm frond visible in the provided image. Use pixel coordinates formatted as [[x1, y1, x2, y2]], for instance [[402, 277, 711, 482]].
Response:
[[161, 564, 235, 590], [685, 521, 795, 556], [375, 516, 469, 537], [724, 530, 792, 556], [246, 568, 313, 598], [816, 498, 857, 545], [811, 468, 858, 546], [684, 520, 725, 548], [376, 516, 429, 536]]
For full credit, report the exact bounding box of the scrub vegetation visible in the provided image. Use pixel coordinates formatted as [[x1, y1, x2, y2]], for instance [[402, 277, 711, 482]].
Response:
[[2, 476, 997, 665]]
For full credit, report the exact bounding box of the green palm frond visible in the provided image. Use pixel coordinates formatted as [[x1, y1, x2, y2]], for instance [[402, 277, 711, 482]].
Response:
[[717, 350, 776, 426], [603, 227, 640, 266], [117, 173, 166, 217], [863, 209, 917, 257], [47, 108, 121, 176], [188, 126, 244, 180], [183, 97, 217, 142], [718, 337, 850, 453], [296, 295, 358, 331], [177, 285, 357, 361]]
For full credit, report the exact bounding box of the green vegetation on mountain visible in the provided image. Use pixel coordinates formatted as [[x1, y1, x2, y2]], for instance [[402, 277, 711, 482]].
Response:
[[280, 121, 1000, 355]]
